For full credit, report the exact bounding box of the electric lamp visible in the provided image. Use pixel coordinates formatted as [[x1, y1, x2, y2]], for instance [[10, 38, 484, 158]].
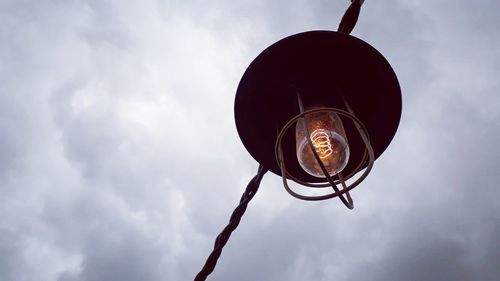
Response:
[[235, 30, 400, 206], [296, 110, 350, 178], [195, 1, 401, 280]]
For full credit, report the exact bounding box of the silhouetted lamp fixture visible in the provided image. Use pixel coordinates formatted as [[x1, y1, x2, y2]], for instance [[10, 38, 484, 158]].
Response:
[[195, 1, 401, 280]]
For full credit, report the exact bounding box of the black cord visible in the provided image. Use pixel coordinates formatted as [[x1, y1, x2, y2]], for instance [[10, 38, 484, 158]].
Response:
[[338, 0, 364, 35], [195, 2, 365, 278], [194, 165, 268, 281]]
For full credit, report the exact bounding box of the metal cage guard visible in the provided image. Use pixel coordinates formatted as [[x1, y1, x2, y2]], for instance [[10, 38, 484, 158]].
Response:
[[274, 90, 375, 207]]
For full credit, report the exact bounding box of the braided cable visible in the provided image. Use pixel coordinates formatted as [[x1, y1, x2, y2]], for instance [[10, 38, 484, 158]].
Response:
[[195, 1, 366, 278], [338, 0, 365, 34], [194, 165, 268, 281]]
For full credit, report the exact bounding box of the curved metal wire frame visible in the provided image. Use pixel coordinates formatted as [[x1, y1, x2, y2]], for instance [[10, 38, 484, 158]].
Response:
[[274, 107, 375, 207]]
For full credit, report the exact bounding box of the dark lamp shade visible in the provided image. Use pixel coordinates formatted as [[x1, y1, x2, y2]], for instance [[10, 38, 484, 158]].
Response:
[[234, 31, 402, 183]]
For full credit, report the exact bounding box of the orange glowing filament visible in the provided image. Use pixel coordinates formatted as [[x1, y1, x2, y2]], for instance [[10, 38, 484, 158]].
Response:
[[310, 129, 333, 158]]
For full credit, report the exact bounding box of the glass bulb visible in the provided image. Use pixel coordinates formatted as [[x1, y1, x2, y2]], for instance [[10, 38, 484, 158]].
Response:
[[296, 111, 350, 178]]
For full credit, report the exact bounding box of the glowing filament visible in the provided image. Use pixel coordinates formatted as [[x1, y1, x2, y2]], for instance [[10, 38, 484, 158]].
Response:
[[296, 111, 350, 178], [310, 129, 333, 158]]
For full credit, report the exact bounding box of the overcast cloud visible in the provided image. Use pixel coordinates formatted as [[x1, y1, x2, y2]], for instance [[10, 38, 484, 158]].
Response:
[[1, 0, 499, 280]]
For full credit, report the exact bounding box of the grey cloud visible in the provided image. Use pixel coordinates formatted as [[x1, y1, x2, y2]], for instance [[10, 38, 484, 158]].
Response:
[[0, 229, 26, 281], [1, 0, 500, 281], [54, 202, 167, 281]]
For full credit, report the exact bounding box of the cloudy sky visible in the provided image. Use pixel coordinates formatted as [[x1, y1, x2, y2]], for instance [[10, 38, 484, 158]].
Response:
[[1, 0, 500, 280]]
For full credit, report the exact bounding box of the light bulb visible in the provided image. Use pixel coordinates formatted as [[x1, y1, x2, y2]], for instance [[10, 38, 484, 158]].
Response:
[[296, 111, 350, 178]]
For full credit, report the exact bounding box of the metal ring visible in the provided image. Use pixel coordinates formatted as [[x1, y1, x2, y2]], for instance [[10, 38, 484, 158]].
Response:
[[276, 108, 370, 188], [274, 107, 375, 202]]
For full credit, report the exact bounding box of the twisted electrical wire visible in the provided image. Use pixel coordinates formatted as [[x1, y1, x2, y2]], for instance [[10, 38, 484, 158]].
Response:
[[338, 0, 364, 35], [194, 1, 364, 279], [194, 165, 268, 281]]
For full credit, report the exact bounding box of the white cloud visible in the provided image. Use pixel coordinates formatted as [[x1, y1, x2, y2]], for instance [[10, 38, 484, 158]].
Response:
[[1, 0, 499, 280]]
